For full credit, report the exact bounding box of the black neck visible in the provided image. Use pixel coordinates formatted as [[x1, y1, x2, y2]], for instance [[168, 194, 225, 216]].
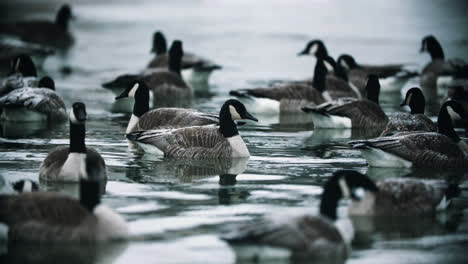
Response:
[[429, 41, 445, 60], [80, 179, 101, 212], [55, 13, 69, 31], [312, 60, 327, 92], [409, 97, 425, 114], [319, 178, 341, 220], [133, 88, 150, 117], [335, 63, 348, 81], [169, 55, 182, 75], [219, 106, 239, 138], [367, 85, 380, 105], [438, 107, 460, 142], [70, 122, 86, 153], [316, 45, 328, 60]]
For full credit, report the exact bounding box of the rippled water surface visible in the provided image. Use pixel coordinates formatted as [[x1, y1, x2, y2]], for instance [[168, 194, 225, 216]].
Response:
[[1, 0, 468, 263]]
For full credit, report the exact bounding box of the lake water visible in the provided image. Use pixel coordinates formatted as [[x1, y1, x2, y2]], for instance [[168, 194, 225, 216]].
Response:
[[1, 0, 468, 263]]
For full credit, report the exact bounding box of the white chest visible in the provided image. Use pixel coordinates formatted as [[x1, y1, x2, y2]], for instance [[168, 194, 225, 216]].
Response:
[[227, 135, 250, 158], [59, 153, 86, 182], [126, 114, 140, 134]]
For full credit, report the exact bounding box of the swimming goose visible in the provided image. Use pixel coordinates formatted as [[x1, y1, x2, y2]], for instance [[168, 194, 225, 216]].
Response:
[[0, 5, 74, 48], [0, 76, 67, 122], [147, 31, 222, 72], [0, 39, 54, 74], [222, 170, 378, 260], [126, 99, 258, 158], [12, 179, 39, 193], [0, 54, 38, 96], [115, 81, 218, 134], [301, 75, 387, 128], [420, 35, 468, 92], [337, 54, 416, 80], [229, 56, 359, 113], [0, 154, 128, 241], [348, 173, 460, 216], [380, 87, 436, 136], [348, 100, 468, 168], [103, 40, 191, 107], [39, 102, 107, 182]]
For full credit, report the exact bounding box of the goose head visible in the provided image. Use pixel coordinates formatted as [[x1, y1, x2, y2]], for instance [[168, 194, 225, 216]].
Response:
[[151, 31, 167, 55], [38, 76, 55, 90], [320, 170, 378, 220], [337, 54, 359, 70], [116, 81, 150, 117], [70, 102, 87, 125], [438, 100, 465, 142], [9, 54, 37, 77], [219, 99, 258, 137], [420, 35, 444, 60], [298, 39, 328, 59], [55, 4, 73, 30], [401, 87, 426, 114]]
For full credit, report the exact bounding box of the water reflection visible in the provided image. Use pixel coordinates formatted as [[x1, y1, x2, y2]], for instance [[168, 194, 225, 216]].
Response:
[[0, 121, 64, 139]]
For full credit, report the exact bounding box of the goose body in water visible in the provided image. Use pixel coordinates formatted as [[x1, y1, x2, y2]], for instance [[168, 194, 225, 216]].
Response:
[[0, 76, 67, 123], [0, 5, 74, 48], [0, 154, 127, 241], [126, 99, 258, 158], [0, 54, 38, 96], [222, 170, 378, 260], [115, 81, 218, 134], [39, 103, 107, 182], [348, 101, 468, 168]]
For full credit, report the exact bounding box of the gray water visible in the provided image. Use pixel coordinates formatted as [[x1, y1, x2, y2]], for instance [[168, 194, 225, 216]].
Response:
[[1, 0, 468, 263]]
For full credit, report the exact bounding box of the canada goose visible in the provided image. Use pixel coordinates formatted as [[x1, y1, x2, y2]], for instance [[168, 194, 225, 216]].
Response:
[[301, 75, 387, 128], [420, 35, 468, 93], [222, 170, 378, 260], [0, 54, 38, 96], [115, 81, 218, 134], [229, 56, 359, 113], [348, 100, 468, 168], [348, 175, 460, 216], [0, 5, 74, 48], [147, 31, 222, 72], [126, 99, 258, 158], [0, 76, 67, 122], [39, 102, 107, 182], [0, 154, 128, 241], [0, 39, 54, 74], [12, 179, 39, 193], [380, 87, 436, 136], [297, 39, 329, 59], [337, 54, 417, 79], [103, 40, 191, 107]]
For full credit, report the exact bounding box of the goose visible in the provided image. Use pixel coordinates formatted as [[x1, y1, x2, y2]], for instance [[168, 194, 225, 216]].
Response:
[[348, 100, 468, 168], [0, 54, 38, 96], [301, 75, 387, 128], [126, 99, 258, 158], [0, 154, 128, 241], [0, 4, 74, 48], [347, 174, 460, 216], [420, 35, 468, 92], [103, 40, 191, 107], [147, 31, 221, 73], [115, 81, 218, 134], [38, 102, 107, 182], [229, 56, 359, 113], [0, 39, 54, 74], [297, 39, 329, 59], [12, 179, 39, 193], [221, 170, 379, 260], [337, 54, 417, 80], [380, 87, 436, 136], [0, 76, 67, 123]]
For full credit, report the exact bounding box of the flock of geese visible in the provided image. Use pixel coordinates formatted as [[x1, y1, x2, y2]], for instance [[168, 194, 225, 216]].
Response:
[[0, 4, 467, 261]]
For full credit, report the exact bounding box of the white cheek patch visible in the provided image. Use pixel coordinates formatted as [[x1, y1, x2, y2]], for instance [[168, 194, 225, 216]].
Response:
[[309, 44, 318, 55], [128, 83, 139, 98], [405, 92, 413, 106], [15, 57, 21, 72], [69, 108, 78, 123], [324, 61, 334, 72], [340, 60, 349, 69], [447, 106, 462, 121], [22, 181, 33, 192], [338, 178, 351, 199], [229, 105, 241, 120]]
